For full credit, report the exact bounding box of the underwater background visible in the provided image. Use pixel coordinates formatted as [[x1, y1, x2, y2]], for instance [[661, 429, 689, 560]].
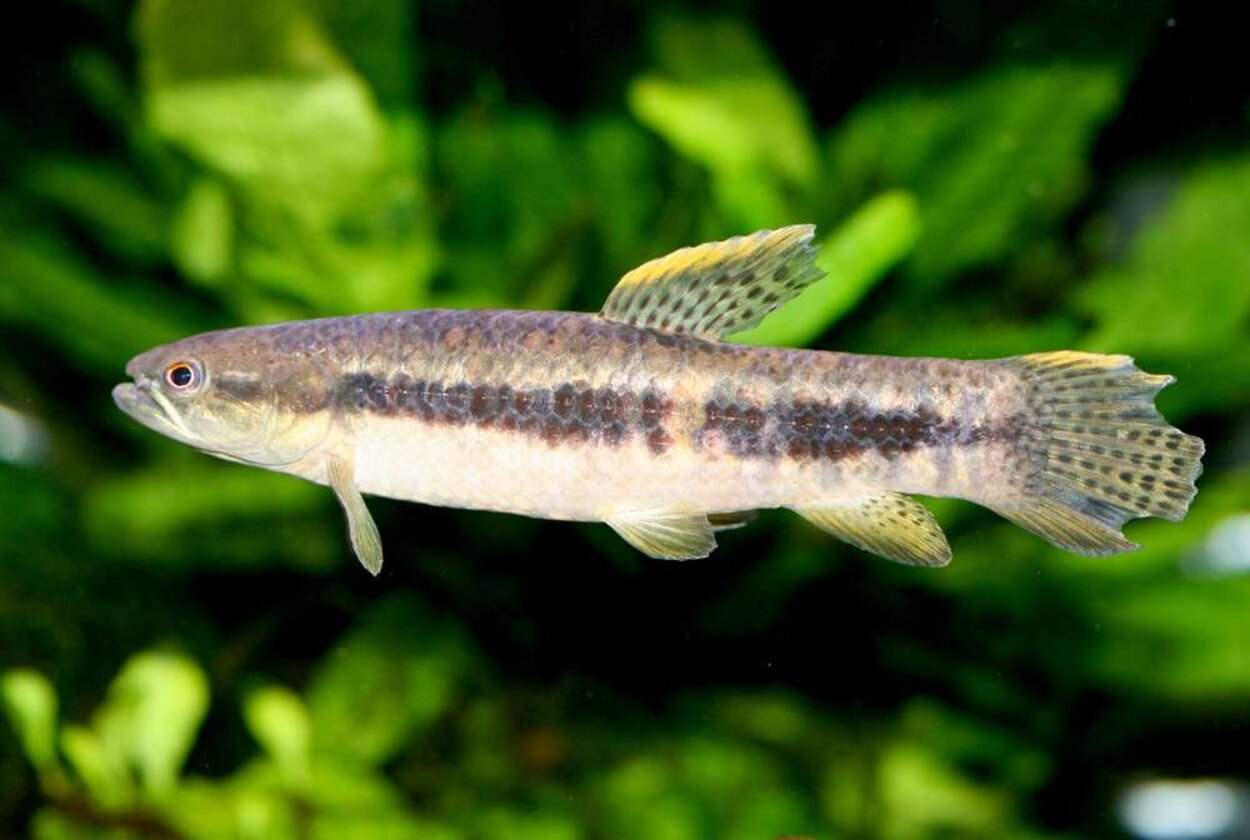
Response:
[[2, 1, 1249, 837]]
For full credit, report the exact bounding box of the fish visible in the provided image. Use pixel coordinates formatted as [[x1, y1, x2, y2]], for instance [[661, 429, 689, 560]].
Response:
[[112, 225, 1204, 574]]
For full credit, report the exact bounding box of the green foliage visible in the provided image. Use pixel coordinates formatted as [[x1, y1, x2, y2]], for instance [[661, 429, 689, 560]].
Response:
[[1081, 154, 1250, 354], [1, 671, 60, 783], [103, 652, 209, 796], [629, 16, 820, 228], [244, 686, 312, 789], [137, 0, 438, 318], [82, 462, 335, 570], [305, 595, 470, 767], [1076, 153, 1250, 416], [0, 222, 195, 372], [1, 652, 207, 822], [828, 62, 1125, 288], [2, 1, 1248, 838]]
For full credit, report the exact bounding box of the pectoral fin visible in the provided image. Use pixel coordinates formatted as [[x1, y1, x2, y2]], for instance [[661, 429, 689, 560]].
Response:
[[327, 456, 384, 576], [794, 492, 951, 567], [606, 510, 717, 560]]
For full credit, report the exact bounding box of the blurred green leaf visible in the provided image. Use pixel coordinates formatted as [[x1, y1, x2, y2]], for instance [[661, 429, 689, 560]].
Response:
[[167, 774, 293, 840], [0, 221, 197, 371], [828, 62, 1125, 287], [433, 112, 661, 312], [898, 700, 1050, 793], [856, 307, 1083, 359], [601, 745, 811, 839], [86, 463, 322, 537], [576, 117, 665, 302], [1079, 154, 1250, 356], [1154, 349, 1250, 419], [187, 757, 415, 838], [1, 670, 60, 777], [137, 0, 340, 81], [170, 177, 235, 285], [147, 75, 387, 219], [712, 692, 811, 748], [138, 0, 387, 219], [877, 741, 1007, 838], [1081, 470, 1250, 699], [598, 753, 702, 840], [630, 16, 819, 227], [137, 0, 437, 315], [20, 157, 167, 264], [306, 595, 471, 767], [244, 686, 311, 790], [94, 650, 209, 796], [435, 110, 586, 308], [475, 810, 578, 840], [83, 462, 337, 570], [734, 190, 921, 346], [227, 117, 438, 315], [1097, 576, 1250, 699], [61, 725, 130, 808], [310, 0, 418, 109], [680, 738, 811, 839], [312, 815, 460, 840]]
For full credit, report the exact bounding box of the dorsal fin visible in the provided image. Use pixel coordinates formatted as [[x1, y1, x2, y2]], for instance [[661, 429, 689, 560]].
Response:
[[601, 225, 825, 340]]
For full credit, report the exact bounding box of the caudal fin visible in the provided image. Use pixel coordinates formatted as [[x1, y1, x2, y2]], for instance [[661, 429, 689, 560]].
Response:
[[990, 351, 1204, 555]]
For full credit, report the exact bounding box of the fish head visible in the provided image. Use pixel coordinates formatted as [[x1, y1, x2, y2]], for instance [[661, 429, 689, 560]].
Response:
[[113, 327, 336, 468]]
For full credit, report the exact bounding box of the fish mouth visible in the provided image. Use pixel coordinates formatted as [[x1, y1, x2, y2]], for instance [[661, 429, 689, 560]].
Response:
[[112, 379, 293, 467], [112, 379, 200, 445]]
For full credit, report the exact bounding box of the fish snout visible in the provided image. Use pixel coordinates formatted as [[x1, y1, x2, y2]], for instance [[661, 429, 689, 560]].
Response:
[[112, 381, 134, 407], [112, 381, 150, 418]]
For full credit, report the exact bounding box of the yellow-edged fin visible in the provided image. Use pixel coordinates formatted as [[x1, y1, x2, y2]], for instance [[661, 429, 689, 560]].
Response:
[[601, 225, 825, 340], [794, 493, 952, 567], [987, 351, 1204, 555], [988, 499, 1137, 555], [328, 455, 385, 576], [606, 510, 717, 560]]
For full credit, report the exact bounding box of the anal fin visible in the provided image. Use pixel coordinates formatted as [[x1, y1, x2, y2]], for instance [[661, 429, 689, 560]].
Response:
[[606, 510, 717, 560], [327, 456, 385, 576], [707, 510, 757, 531], [794, 492, 951, 567]]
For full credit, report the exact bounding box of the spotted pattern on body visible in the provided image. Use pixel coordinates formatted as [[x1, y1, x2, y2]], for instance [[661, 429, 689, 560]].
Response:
[[699, 396, 1027, 462], [333, 366, 1029, 469], [334, 373, 676, 453]]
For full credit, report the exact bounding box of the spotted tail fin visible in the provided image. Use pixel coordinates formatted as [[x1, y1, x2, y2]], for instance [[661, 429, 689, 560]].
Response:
[[990, 352, 1204, 555]]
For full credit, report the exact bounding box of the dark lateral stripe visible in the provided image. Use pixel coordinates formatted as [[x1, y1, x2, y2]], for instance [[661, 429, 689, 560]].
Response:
[[700, 397, 1020, 461], [215, 375, 266, 401], [335, 373, 675, 453]]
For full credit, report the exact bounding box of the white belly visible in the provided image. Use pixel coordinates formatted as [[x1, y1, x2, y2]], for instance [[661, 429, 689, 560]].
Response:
[[350, 416, 841, 521]]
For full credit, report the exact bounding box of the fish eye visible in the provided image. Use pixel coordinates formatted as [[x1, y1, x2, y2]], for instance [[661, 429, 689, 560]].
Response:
[[164, 360, 202, 391]]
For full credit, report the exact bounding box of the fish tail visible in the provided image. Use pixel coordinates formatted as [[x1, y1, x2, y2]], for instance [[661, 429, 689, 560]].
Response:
[[988, 351, 1204, 555]]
